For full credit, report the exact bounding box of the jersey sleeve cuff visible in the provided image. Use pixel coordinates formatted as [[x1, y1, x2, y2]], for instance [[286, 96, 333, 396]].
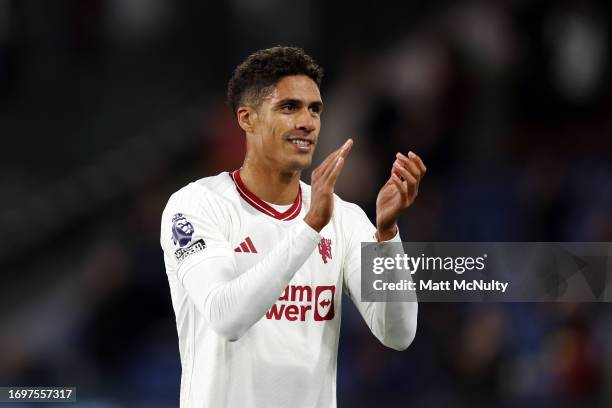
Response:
[[373, 228, 402, 243], [297, 219, 322, 244], [388, 229, 402, 242]]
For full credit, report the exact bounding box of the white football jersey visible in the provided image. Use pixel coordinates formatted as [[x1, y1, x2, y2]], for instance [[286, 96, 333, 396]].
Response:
[[160, 170, 409, 408]]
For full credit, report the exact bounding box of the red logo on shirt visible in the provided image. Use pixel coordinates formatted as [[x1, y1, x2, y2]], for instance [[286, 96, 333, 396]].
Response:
[[318, 238, 332, 264], [234, 236, 257, 253], [314, 286, 335, 321], [265, 284, 335, 322]]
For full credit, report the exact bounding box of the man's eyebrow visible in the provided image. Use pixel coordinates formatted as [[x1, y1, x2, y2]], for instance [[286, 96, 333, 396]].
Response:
[[310, 100, 324, 111], [275, 98, 324, 109]]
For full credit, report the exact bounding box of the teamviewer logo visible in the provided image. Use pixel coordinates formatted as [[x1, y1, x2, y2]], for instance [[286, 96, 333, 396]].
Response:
[[266, 284, 337, 322], [314, 286, 335, 321]]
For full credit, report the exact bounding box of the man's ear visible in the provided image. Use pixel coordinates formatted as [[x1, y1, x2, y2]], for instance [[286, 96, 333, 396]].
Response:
[[237, 106, 257, 133]]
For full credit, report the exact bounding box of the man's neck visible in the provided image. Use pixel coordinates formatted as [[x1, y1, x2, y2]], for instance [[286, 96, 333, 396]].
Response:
[[239, 162, 301, 205]]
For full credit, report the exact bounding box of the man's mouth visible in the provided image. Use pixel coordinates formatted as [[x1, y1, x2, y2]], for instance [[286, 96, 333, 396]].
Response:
[[289, 139, 314, 146], [287, 137, 315, 152]]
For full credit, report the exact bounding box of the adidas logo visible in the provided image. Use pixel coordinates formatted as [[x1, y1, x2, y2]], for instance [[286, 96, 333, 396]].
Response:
[[234, 236, 258, 253]]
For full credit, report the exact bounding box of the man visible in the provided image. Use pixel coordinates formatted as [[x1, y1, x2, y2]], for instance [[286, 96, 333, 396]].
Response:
[[160, 46, 425, 408]]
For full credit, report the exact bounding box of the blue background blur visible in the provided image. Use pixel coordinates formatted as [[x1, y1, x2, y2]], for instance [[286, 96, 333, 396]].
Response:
[[1, 1, 612, 407]]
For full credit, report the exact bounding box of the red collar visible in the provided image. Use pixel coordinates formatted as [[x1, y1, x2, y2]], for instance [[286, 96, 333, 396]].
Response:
[[229, 170, 302, 221]]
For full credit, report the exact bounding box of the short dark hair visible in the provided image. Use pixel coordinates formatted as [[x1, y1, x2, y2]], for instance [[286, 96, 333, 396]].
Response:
[[227, 46, 323, 113]]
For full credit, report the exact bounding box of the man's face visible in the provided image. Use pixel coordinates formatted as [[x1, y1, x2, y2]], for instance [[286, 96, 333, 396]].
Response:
[[248, 75, 323, 172]]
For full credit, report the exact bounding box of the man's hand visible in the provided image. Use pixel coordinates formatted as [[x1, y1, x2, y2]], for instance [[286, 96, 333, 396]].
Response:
[[304, 139, 353, 232], [375, 151, 426, 241]]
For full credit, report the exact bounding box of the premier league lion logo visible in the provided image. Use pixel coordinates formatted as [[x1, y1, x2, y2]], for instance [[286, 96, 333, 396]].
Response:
[[171, 213, 195, 247]]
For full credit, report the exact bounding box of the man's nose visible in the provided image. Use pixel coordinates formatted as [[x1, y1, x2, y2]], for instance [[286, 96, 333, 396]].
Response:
[[295, 108, 316, 133]]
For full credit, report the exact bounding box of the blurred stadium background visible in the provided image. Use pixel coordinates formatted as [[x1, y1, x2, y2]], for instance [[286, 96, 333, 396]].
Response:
[[1, 0, 612, 407]]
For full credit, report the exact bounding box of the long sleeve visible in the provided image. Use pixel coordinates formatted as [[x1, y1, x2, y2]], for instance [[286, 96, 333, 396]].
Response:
[[161, 184, 320, 341], [181, 221, 319, 341], [341, 203, 418, 351]]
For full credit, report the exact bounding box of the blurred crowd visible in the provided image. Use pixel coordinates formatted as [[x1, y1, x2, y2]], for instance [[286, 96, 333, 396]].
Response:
[[1, 1, 612, 407]]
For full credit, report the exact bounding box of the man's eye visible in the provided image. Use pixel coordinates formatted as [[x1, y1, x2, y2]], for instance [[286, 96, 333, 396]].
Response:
[[310, 106, 321, 114], [282, 104, 297, 112]]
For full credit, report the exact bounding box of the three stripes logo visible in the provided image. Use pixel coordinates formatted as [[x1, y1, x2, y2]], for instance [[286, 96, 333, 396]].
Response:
[[234, 236, 258, 253]]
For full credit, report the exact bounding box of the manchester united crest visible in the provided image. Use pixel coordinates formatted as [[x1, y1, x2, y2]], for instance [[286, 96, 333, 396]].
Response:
[[318, 238, 332, 264]]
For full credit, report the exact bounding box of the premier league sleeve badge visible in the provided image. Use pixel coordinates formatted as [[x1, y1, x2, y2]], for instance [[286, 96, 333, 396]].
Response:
[[171, 213, 195, 248]]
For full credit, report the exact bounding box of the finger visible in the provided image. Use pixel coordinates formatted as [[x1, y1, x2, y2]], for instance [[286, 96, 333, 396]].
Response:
[[323, 139, 352, 178], [398, 157, 422, 182], [407, 151, 427, 173], [327, 139, 352, 163], [314, 152, 336, 178], [327, 155, 346, 186], [338, 138, 353, 160], [325, 139, 352, 179], [391, 173, 408, 197], [393, 162, 418, 186], [395, 156, 423, 194], [321, 146, 342, 167], [392, 164, 418, 199], [316, 139, 349, 178], [396, 153, 422, 180]]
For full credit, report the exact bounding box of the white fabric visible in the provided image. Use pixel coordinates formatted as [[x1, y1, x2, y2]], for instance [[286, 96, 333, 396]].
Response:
[[262, 199, 293, 212], [160, 172, 417, 408], [181, 220, 320, 341]]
